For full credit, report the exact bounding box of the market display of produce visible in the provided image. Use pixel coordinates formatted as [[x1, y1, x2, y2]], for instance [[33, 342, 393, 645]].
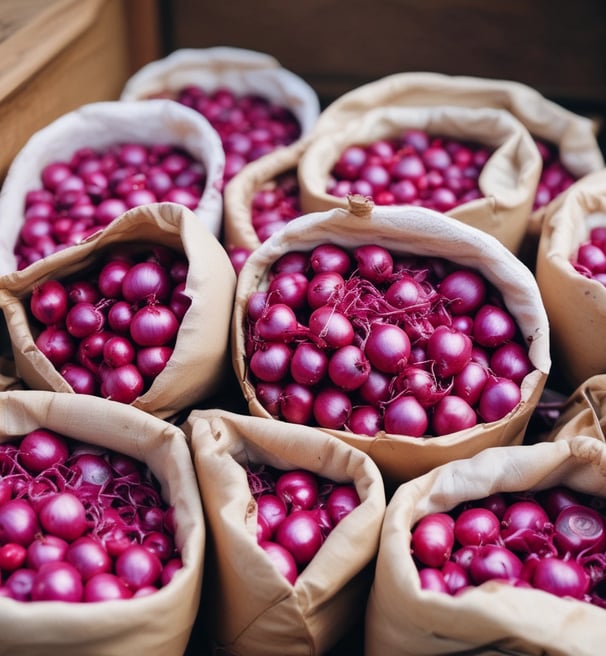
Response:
[[0, 43, 605, 656]]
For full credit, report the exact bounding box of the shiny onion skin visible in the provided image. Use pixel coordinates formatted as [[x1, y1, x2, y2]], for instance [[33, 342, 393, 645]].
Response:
[[245, 245, 532, 437], [0, 429, 182, 603], [411, 485, 606, 608], [29, 245, 189, 404], [246, 463, 360, 583]]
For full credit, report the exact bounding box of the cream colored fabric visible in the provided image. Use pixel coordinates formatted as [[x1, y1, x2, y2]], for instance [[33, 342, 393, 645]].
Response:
[[223, 139, 307, 252], [548, 373, 606, 443], [0, 202, 236, 419], [313, 72, 603, 181], [0, 99, 225, 272], [231, 199, 551, 486], [312, 72, 604, 262], [536, 170, 606, 389], [120, 47, 321, 140], [183, 408, 385, 656], [298, 105, 541, 254], [0, 389, 204, 656], [365, 435, 606, 656]]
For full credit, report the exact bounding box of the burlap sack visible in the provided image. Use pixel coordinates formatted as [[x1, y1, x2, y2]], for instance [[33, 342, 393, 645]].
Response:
[[0, 389, 204, 656], [0, 201, 236, 419], [297, 104, 541, 254], [223, 139, 306, 252], [535, 169, 606, 390], [232, 197, 551, 487], [0, 99, 225, 274], [365, 435, 606, 656], [182, 408, 385, 656], [545, 373, 606, 443], [120, 47, 321, 140]]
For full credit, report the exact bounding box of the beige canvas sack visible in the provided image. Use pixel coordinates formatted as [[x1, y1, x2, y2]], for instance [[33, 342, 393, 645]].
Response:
[[223, 139, 306, 253], [120, 47, 321, 141], [0, 98, 225, 274], [546, 373, 606, 443], [365, 435, 606, 656], [0, 389, 204, 656], [313, 71, 604, 207], [182, 408, 385, 656], [298, 104, 541, 254], [232, 197, 551, 487], [0, 202, 236, 419], [535, 169, 606, 390]]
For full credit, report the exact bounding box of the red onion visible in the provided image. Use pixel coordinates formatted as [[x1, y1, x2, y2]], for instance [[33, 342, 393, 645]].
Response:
[[326, 485, 360, 524], [84, 572, 133, 601], [30, 561, 84, 602], [259, 541, 298, 585], [275, 509, 324, 566], [0, 499, 40, 547], [276, 470, 319, 511], [18, 429, 69, 473], [412, 513, 455, 568], [39, 492, 88, 542]]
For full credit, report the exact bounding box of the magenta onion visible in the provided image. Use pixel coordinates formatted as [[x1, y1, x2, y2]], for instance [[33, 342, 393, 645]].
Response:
[[276, 470, 319, 511], [259, 541, 298, 585], [30, 561, 83, 602], [18, 429, 69, 473], [275, 510, 324, 566], [411, 513, 455, 568], [0, 499, 40, 547], [553, 505, 606, 557], [39, 492, 88, 542]]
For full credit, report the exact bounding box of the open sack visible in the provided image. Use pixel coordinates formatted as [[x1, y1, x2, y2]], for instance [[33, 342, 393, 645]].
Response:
[[0, 98, 225, 274], [546, 373, 606, 443], [0, 202, 236, 419], [365, 435, 606, 656], [536, 169, 606, 390], [231, 197, 551, 487], [120, 46, 320, 138], [0, 389, 204, 656], [222, 139, 306, 253], [297, 104, 541, 254], [313, 72, 604, 213], [182, 408, 385, 656]]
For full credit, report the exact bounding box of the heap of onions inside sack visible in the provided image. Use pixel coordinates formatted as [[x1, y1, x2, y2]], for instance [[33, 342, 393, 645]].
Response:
[[247, 463, 360, 584], [156, 86, 302, 186], [326, 130, 575, 213], [29, 244, 190, 404], [15, 143, 206, 270], [570, 225, 606, 285], [411, 485, 606, 606], [227, 169, 302, 274], [0, 428, 181, 602], [244, 243, 534, 437]]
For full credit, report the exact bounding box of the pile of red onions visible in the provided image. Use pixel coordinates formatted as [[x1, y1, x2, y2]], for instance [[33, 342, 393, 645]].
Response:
[[29, 244, 190, 404], [251, 170, 302, 243], [227, 170, 302, 275], [245, 243, 533, 437], [15, 142, 205, 270], [327, 129, 493, 211], [411, 485, 606, 607], [0, 428, 181, 602], [247, 463, 360, 584], [532, 138, 576, 211], [570, 225, 606, 285], [174, 86, 302, 185]]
